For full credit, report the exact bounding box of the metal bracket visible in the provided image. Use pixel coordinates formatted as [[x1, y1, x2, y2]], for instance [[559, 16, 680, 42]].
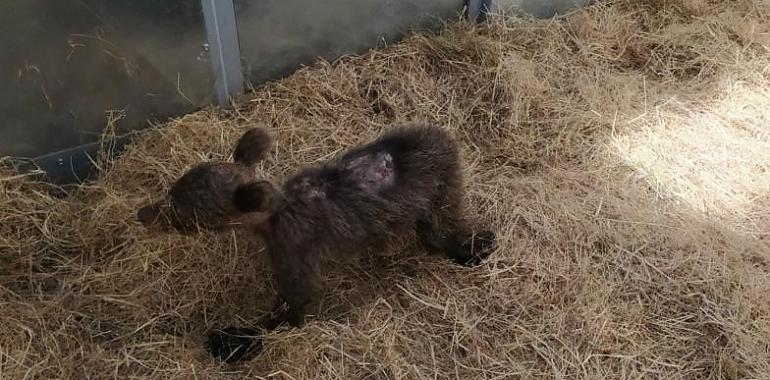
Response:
[[201, 0, 244, 107], [25, 134, 135, 184]]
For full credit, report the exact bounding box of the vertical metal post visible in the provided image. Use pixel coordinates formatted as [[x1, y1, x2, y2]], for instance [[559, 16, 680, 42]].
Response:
[[467, 0, 492, 23], [201, 0, 244, 107]]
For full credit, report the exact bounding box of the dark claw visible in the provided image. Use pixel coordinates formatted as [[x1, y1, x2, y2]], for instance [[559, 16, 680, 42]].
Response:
[[206, 326, 262, 363], [458, 230, 496, 267]]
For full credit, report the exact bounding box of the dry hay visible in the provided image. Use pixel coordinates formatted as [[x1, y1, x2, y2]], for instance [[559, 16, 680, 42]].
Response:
[[2, 0, 770, 378]]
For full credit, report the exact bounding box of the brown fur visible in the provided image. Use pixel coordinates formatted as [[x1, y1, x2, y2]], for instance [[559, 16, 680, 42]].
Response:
[[137, 123, 495, 362]]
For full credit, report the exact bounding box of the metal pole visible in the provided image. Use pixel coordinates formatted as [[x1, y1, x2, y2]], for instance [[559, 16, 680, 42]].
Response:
[[467, 0, 492, 23], [201, 0, 244, 107]]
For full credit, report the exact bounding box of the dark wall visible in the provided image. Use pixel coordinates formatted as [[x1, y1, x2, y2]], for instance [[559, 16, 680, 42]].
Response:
[[1, 0, 468, 180], [234, 0, 465, 84], [0, 0, 211, 158]]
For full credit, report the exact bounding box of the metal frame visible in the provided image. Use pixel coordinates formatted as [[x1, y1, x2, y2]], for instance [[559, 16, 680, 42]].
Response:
[[29, 0, 492, 184], [201, 0, 244, 107]]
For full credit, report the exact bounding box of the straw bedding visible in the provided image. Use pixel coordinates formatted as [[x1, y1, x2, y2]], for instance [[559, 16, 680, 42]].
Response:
[[1, 0, 769, 378]]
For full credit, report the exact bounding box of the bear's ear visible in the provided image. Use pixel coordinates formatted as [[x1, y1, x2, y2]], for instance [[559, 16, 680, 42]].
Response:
[[233, 127, 272, 166], [233, 180, 279, 213]]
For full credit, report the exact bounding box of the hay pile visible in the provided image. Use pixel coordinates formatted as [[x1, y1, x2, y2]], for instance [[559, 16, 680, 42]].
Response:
[[2, 0, 769, 378]]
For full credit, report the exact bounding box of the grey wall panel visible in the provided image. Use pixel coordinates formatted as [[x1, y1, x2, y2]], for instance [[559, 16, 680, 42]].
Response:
[[80, 0, 214, 104], [234, 0, 465, 85], [0, 0, 211, 158]]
